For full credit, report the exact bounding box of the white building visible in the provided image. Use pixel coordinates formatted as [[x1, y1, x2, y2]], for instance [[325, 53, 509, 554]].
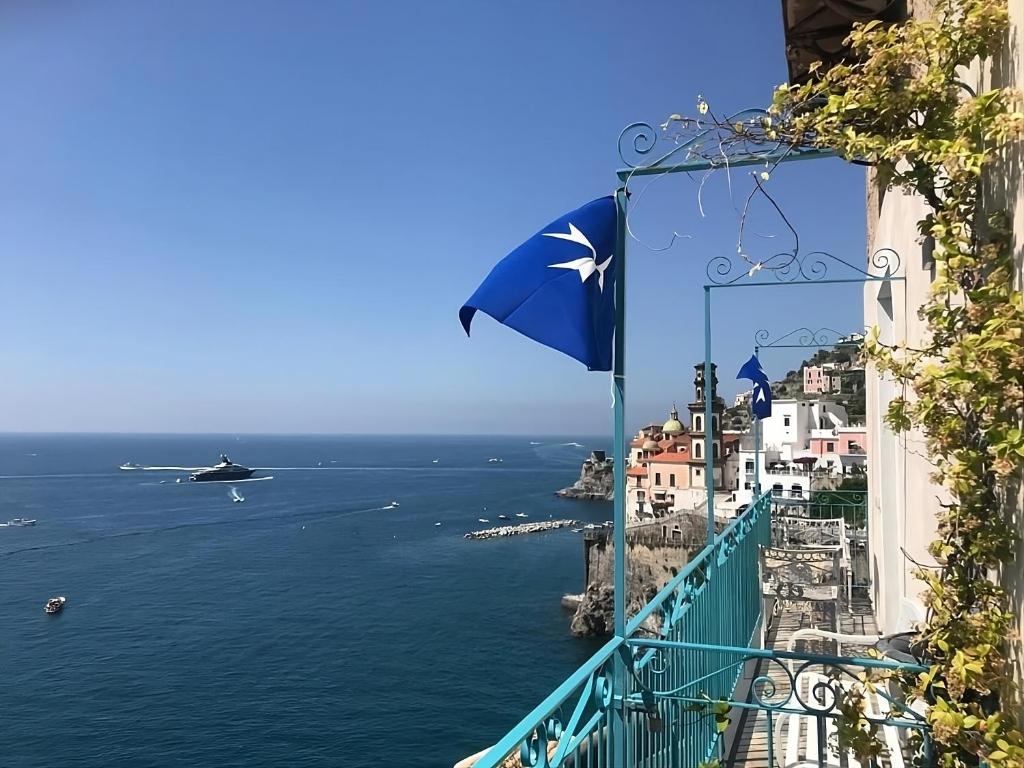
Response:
[[733, 398, 861, 506]]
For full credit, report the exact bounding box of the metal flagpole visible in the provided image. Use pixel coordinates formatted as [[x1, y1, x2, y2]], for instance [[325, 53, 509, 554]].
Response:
[[704, 285, 715, 546], [753, 344, 762, 498], [611, 187, 629, 767]]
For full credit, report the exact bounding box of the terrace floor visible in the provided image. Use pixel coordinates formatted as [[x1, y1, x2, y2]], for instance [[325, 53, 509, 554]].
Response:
[[723, 595, 880, 767]]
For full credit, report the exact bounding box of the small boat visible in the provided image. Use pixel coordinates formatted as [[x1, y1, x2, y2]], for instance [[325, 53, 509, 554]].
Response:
[[487, 458, 502, 463], [572, 528, 583, 533], [497, 514, 509, 520], [9, 518, 37, 527], [432, 459, 439, 464], [390, 501, 400, 507], [44, 596, 66, 614], [434, 522, 442, 527], [478, 518, 489, 523], [515, 513, 528, 518], [119, 462, 142, 471]]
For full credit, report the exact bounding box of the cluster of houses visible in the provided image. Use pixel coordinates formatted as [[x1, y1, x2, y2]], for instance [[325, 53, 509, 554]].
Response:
[[625, 363, 867, 530]]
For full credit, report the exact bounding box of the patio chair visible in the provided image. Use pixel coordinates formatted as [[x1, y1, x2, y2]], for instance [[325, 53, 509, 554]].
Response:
[[771, 516, 853, 605], [772, 628, 926, 768], [759, 546, 843, 645]]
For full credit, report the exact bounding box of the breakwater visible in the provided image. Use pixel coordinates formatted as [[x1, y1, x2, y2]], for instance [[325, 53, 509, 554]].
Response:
[[464, 519, 579, 540]]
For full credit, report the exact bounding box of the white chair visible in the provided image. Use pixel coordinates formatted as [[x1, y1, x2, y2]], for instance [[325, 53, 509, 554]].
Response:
[[772, 628, 924, 768]]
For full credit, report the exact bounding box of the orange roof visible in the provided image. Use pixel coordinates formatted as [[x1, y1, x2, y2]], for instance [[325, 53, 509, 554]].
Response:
[[648, 451, 692, 464], [626, 466, 647, 477]]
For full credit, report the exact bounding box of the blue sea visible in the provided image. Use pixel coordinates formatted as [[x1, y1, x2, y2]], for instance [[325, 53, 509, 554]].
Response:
[[0, 434, 610, 768]]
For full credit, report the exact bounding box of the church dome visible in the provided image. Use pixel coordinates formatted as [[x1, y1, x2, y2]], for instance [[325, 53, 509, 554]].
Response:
[[642, 439, 659, 451], [662, 406, 684, 436]]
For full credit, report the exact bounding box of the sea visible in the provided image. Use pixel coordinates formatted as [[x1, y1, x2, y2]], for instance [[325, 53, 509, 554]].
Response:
[[0, 434, 612, 768]]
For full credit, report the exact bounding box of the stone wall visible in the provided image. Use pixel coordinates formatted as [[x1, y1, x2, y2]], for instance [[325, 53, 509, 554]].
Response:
[[569, 515, 710, 636]]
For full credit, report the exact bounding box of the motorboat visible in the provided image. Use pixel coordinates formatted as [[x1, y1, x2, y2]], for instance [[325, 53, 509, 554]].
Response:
[[478, 518, 489, 523], [189, 455, 254, 483], [434, 522, 442, 526], [119, 462, 142, 470], [497, 514, 509, 520], [9, 518, 37, 526], [44, 596, 66, 614], [515, 513, 528, 518]]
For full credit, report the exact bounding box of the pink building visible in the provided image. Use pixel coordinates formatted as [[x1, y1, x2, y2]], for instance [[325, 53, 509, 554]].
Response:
[[808, 426, 867, 456], [803, 365, 834, 394]]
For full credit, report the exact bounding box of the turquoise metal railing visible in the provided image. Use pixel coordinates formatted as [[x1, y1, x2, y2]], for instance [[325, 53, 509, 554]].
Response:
[[623, 490, 772, 767], [625, 640, 932, 767], [470, 492, 772, 768]]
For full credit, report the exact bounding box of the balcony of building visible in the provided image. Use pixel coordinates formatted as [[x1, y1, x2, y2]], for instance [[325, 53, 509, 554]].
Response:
[[455, 491, 926, 768]]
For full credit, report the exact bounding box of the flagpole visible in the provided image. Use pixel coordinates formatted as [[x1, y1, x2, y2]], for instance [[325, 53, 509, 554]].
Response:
[[753, 345, 762, 499], [611, 188, 629, 768], [704, 285, 715, 546]]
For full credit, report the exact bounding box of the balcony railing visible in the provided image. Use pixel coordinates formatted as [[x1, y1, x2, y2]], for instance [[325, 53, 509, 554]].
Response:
[[462, 488, 927, 768], [468, 492, 772, 768]]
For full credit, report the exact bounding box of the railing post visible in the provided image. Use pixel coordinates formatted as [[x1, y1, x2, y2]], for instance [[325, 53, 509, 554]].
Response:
[[611, 187, 630, 767]]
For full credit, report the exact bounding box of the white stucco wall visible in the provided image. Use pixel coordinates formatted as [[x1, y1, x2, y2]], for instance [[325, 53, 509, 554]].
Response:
[[864, 1, 1024, 678]]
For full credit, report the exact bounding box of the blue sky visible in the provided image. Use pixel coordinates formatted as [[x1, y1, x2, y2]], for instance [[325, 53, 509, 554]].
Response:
[[0, 1, 866, 435]]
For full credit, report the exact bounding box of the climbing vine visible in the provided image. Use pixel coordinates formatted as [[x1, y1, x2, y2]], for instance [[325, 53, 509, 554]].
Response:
[[765, 1, 1024, 765]]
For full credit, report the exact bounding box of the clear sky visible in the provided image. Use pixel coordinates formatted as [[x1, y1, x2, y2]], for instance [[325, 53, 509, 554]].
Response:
[[0, 1, 866, 435]]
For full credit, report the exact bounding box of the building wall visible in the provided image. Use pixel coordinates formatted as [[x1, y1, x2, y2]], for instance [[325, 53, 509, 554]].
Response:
[[863, 0, 1024, 684]]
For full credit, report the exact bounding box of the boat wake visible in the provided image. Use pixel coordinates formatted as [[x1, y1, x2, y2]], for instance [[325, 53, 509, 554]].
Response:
[[0, 501, 402, 559]]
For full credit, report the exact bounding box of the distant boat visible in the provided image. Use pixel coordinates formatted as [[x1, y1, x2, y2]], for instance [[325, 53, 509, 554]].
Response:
[[487, 458, 502, 463], [497, 514, 509, 520], [119, 462, 142, 471], [515, 513, 528, 518], [175, 478, 182, 483], [390, 501, 400, 507], [9, 518, 37, 527], [432, 459, 439, 464], [478, 518, 489, 523], [230, 487, 245, 503], [189, 455, 254, 483], [434, 522, 442, 526], [44, 596, 66, 615], [572, 528, 583, 533]]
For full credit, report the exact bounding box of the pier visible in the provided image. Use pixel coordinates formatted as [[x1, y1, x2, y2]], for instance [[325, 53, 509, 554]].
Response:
[[464, 519, 579, 540]]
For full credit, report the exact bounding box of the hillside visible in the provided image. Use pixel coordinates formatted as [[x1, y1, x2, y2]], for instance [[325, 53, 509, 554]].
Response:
[[725, 343, 865, 430]]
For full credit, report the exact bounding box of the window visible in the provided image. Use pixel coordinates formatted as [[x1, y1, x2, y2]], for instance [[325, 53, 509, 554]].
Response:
[[744, 481, 751, 490], [784, 415, 791, 427], [695, 469, 702, 477], [694, 442, 702, 459], [790, 483, 803, 498], [669, 473, 676, 486], [712, 414, 718, 432], [826, 441, 835, 452], [744, 461, 754, 473], [655, 472, 661, 485], [694, 415, 702, 432], [713, 443, 719, 458]]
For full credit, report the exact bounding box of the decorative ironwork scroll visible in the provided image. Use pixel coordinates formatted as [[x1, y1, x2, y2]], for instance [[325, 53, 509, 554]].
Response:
[[617, 108, 829, 173], [753, 326, 858, 349], [706, 247, 901, 286]]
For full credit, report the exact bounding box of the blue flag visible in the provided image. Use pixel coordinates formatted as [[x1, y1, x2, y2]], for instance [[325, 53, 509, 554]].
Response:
[[737, 354, 772, 419], [459, 196, 617, 371]]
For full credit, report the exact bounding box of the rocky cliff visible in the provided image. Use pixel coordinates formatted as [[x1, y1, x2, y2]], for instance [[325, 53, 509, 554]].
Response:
[[556, 450, 614, 502]]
